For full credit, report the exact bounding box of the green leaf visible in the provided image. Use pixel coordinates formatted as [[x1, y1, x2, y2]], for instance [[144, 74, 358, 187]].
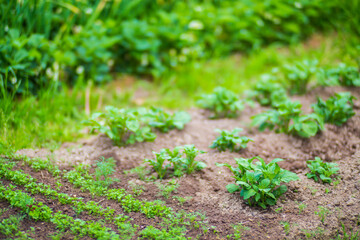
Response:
[[126, 119, 140, 132], [243, 189, 257, 200], [226, 184, 240, 193]]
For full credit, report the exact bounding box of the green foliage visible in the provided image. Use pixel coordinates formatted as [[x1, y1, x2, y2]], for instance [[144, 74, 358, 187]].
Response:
[[1, 0, 344, 93], [124, 166, 150, 181], [252, 99, 324, 138], [94, 157, 118, 187], [283, 59, 318, 95], [280, 221, 291, 235], [226, 223, 250, 239], [197, 87, 243, 118], [312, 92, 356, 126], [216, 157, 299, 209], [306, 157, 339, 184], [145, 107, 191, 133], [319, 63, 360, 87], [156, 179, 179, 199], [83, 106, 156, 146], [249, 74, 288, 107], [145, 145, 206, 179], [0, 215, 24, 236], [210, 128, 253, 152], [315, 206, 330, 223]]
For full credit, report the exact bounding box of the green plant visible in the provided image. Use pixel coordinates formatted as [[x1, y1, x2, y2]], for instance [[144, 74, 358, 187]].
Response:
[[283, 59, 318, 95], [306, 157, 339, 183], [173, 196, 193, 206], [156, 179, 179, 199], [94, 157, 118, 187], [217, 157, 299, 209], [312, 92, 356, 126], [196, 87, 244, 118], [124, 166, 150, 181], [144, 145, 206, 179], [210, 128, 253, 152], [252, 99, 324, 138], [145, 107, 191, 133], [226, 223, 250, 239], [249, 74, 288, 107], [280, 221, 291, 235], [0, 215, 24, 236], [334, 223, 360, 240], [83, 106, 156, 146], [319, 63, 360, 87], [315, 206, 330, 223], [297, 202, 307, 214]]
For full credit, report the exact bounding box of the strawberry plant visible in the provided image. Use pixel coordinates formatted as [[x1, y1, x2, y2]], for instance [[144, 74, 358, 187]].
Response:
[[196, 87, 244, 118], [283, 59, 318, 95], [216, 157, 299, 209], [306, 157, 339, 184], [83, 106, 156, 146], [145, 107, 191, 133], [252, 100, 324, 138], [312, 92, 356, 126], [210, 128, 253, 152]]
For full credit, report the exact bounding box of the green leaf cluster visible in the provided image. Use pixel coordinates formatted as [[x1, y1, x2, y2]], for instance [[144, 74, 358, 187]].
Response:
[[84, 106, 191, 146], [252, 99, 324, 138], [249, 74, 288, 107], [145, 145, 206, 179], [196, 87, 244, 118], [94, 157, 118, 187], [210, 128, 253, 152], [145, 107, 191, 133], [283, 59, 318, 95], [306, 157, 339, 184], [312, 92, 356, 126], [216, 157, 299, 209], [319, 63, 360, 87]]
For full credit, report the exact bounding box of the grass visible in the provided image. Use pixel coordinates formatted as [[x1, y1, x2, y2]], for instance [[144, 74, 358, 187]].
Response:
[[0, 34, 354, 153]]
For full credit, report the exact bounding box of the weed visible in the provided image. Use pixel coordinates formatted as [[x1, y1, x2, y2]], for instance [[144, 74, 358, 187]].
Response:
[[156, 179, 179, 199], [226, 223, 250, 239], [297, 202, 307, 214], [306, 157, 339, 184], [173, 196, 193, 206], [217, 157, 299, 209], [302, 227, 325, 239], [315, 206, 330, 223], [197, 87, 244, 119], [128, 182, 146, 197], [124, 166, 150, 181], [210, 128, 253, 152], [334, 223, 360, 240], [275, 207, 283, 213], [280, 221, 291, 235], [94, 157, 118, 187]]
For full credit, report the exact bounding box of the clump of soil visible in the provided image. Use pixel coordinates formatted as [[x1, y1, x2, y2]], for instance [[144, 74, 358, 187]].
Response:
[[14, 86, 360, 239]]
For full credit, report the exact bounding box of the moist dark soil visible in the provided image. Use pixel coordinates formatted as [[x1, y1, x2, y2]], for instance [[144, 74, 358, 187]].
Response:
[[11, 86, 360, 239]]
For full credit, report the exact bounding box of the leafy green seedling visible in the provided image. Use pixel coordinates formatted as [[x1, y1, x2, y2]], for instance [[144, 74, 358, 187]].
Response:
[[124, 166, 150, 181], [283, 59, 318, 95], [312, 92, 356, 126], [210, 128, 253, 152], [226, 223, 250, 239], [249, 74, 288, 107], [182, 145, 206, 174], [145, 150, 171, 179], [94, 157, 118, 187], [297, 202, 307, 214], [196, 87, 244, 118], [252, 99, 324, 138], [156, 179, 179, 199], [306, 157, 339, 184], [217, 157, 299, 209], [173, 196, 192, 206], [83, 106, 156, 146], [315, 206, 329, 223], [145, 107, 191, 132], [280, 221, 291, 235]]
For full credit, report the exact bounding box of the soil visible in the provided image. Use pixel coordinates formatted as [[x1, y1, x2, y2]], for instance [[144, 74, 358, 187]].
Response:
[[6, 86, 360, 239]]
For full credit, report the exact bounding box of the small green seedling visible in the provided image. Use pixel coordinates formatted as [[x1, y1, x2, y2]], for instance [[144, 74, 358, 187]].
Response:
[[124, 166, 150, 181], [156, 179, 179, 199], [217, 157, 299, 209], [145, 145, 206, 179], [312, 92, 356, 126], [283, 59, 318, 95], [306, 157, 339, 184], [83, 106, 156, 146], [94, 157, 118, 187], [173, 196, 193, 206], [226, 223, 250, 239], [315, 206, 329, 223], [297, 202, 307, 214], [145, 107, 191, 133], [280, 221, 291, 235], [196, 87, 244, 118], [210, 128, 253, 152]]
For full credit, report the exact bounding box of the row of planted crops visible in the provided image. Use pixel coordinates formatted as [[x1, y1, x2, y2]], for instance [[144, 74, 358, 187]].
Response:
[[1, 59, 358, 239]]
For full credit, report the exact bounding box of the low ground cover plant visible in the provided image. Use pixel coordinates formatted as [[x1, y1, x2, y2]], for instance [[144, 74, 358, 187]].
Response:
[[196, 87, 244, 119], [210, 128, 253, 152], [216, 157, 299, 209], [252, 99, 324, 138], [312, 92, 356, 126], [84, 106, 191, 146], [145, 145, 206, 179], [306, 157, 339, 184]]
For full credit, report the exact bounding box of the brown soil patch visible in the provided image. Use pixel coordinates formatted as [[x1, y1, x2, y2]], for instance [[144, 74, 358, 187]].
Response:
[[13, 86, 360, 239]]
